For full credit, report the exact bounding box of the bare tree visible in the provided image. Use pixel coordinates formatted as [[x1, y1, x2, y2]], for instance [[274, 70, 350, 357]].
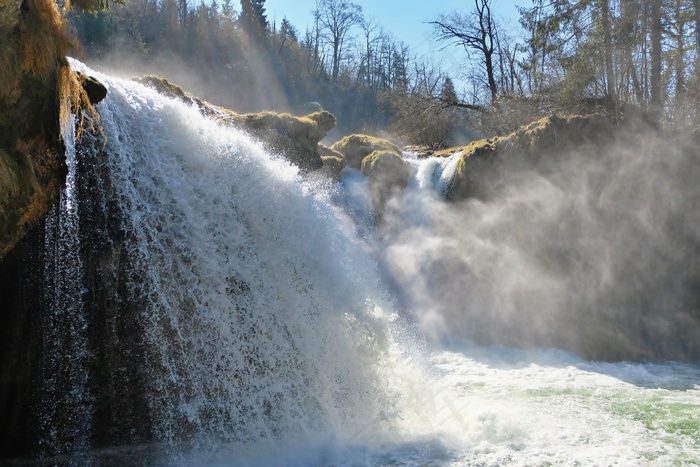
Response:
[[315, 0, 363, 82], [650, 0, 663, 114], [600, 0, 616, 104], [358, 15, 383, 88], [430, 0, 499, 103]]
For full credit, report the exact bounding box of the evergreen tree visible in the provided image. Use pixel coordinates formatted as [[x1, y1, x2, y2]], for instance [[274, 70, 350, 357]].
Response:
[[239, 0, 268, 41], [440, 76, 458, 104]]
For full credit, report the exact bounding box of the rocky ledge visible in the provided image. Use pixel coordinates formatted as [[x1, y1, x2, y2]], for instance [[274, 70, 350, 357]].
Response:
[[133, 75, 336, 172]]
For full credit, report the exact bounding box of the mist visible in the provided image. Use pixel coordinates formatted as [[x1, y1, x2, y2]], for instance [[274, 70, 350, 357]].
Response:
[[382, 124, 700, 362]]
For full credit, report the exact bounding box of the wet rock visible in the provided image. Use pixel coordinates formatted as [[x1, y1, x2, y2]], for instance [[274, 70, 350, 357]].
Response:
[[330, 134, 401, 169], [361, 149, 412, 223], [318, 144, 346, 181], [77, 72, 107, 104]]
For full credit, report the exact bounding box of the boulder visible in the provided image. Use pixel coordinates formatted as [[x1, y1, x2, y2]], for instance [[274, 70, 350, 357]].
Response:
[[361, 149, 412, 223], [330, 134, 401, 169], [77, 72, 108, 105], [316, 144, 345, 181]]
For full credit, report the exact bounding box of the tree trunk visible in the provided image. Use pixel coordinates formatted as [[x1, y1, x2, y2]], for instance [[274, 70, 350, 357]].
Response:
[[601, 0, 616, 105], [622, 0, 643, 103], [674, 0, 686, 122], [650, 0, 663, 114], [695, 0, 700, 99]]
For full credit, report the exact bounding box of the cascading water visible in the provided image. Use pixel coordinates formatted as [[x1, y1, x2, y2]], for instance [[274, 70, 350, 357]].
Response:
[[44, 62, 432, 464], [7, 61, 699, 465], [39, 119, 93, 459]]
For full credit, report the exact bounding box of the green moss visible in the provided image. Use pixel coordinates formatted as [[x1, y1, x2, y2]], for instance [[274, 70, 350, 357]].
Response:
[[330, 134, 401, 169], [361, 150, 410, 184], [319, 154, 345, 181], [359, 149, 412, 223]]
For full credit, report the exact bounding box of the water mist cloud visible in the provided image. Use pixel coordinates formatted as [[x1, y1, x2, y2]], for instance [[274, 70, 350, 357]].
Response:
[[384, 124, 700, 362]]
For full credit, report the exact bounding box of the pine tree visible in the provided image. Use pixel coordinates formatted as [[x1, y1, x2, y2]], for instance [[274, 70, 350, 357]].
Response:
[[239, 0, 268, 41], [440, 76, 458, 104]]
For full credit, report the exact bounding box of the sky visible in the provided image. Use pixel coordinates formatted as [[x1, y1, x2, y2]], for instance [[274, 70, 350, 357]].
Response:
[[264, 0, 527, 89]]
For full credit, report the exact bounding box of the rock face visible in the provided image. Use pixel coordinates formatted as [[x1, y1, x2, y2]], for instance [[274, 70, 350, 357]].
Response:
[[0, 0, 66, 261], [134, 75, 335, 172], [0, 134, 154, 461], [0, 0, 102, 262]]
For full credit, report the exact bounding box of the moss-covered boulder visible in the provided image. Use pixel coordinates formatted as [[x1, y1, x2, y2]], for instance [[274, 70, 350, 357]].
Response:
[[361, 150, 412, 187], [443, 114, 615, 201], [317, 144, 346, 181], [330, 134, 401, 169], [134, 75, 335, 172], [228, 111, 335, 171], [360, 150, 412, 223]]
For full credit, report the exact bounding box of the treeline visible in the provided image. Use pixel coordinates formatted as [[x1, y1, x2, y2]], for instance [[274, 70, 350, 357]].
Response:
[[68, 0, 473, 145], [433, 0, 700, 129], [68, 0, 700, 147]]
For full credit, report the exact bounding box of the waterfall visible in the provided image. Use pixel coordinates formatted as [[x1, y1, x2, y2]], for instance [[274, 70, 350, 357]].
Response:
[[3, 61, 700, 466], [34, 63, 427, 462], [39, 117, 93, 458]]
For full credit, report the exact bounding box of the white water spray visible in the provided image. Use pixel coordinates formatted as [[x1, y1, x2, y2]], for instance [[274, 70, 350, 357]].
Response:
[[39, 117, 93, 458], [68, 64, 431, 461]]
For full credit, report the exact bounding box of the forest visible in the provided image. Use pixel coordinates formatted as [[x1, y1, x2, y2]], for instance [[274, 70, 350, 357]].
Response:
[[68, 0, 700, 146]]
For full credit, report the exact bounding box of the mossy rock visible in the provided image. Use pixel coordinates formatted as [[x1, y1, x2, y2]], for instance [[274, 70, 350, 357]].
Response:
[[318, 149, 345, 182], [0, 0, 75, 262], [330, 134, 401, 169], [135, 75, 335, 172], [440, 114, 615, 201], [133, 75, 207, 111], [361, 149, 411, 187], [445, 138, 503, 201], [360, 149, 412, 223], [0, 142, 62, 261], [318, 143, 344, 160]]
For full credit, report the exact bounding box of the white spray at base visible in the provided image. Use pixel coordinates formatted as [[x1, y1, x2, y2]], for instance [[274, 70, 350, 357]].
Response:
[[62, 62, 700, 465]]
